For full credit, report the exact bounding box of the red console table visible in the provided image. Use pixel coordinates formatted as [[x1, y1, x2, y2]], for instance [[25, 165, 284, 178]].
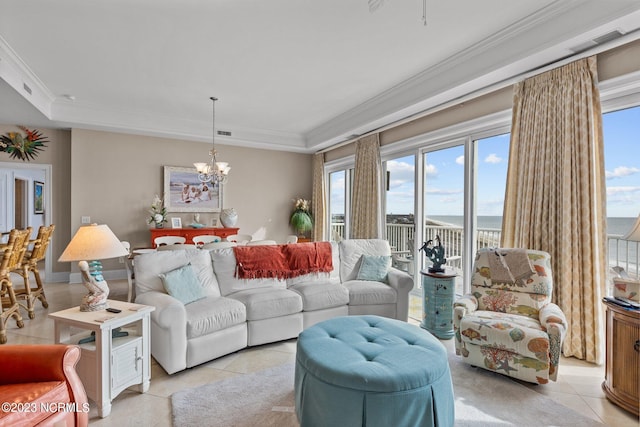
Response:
[[150, 227, 239, 247]]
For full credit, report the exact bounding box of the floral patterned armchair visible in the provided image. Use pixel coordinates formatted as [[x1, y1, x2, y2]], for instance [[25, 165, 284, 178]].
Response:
[[453, 248, 567, 384]]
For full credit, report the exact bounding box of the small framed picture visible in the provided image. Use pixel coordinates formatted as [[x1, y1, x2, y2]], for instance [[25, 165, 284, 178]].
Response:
[[34, 181, 44, 214], [171, 217, 182, 229], [211, 217, 219, 227]]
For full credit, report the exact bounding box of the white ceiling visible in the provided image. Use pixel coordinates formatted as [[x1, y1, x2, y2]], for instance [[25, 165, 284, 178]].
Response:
[[1, 0, 640, 153]]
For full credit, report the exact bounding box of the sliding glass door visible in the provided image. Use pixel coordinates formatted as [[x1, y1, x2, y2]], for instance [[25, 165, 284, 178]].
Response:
[[422, 144, 465, 294]]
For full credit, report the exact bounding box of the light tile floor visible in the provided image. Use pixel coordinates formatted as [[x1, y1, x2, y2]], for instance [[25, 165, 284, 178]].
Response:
[[4, 279, 639, 426]]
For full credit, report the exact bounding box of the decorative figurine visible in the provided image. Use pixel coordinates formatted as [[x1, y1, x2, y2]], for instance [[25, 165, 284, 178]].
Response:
[[419, 235, 447, 273], [78, 260, 109, 311]]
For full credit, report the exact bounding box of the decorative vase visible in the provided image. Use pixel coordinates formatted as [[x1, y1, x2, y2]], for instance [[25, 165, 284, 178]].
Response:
[[220, 208, 238, 228], [155, 223, 164, 229]]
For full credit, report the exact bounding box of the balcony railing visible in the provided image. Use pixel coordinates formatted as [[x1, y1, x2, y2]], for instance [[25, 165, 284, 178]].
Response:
[[330, 222, 639, 280]]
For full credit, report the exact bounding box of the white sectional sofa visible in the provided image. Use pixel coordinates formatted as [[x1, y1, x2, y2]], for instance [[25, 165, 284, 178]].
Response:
[[133, 239, 413, 374]]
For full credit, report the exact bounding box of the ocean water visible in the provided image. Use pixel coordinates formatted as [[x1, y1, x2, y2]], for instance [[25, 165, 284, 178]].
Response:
[[428, 215, 635, 236]]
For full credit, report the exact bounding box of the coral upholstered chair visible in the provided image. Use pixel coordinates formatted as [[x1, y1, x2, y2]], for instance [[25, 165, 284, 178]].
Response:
[[0, 345, 88, 426], [453, 248, 567, 384]]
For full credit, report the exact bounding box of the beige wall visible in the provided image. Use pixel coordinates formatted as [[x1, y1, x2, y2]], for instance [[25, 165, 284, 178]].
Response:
[[70, 129, 313, 271], [1, 126, 312, 277], [0, 125, 71, 273]]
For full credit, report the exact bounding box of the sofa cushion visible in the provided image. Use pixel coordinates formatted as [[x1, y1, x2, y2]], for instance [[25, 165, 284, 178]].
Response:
[[339, 239, 391, 283], [210, 248, 286, 296], [356, 255, 391, 282], [134, 249, 220, 297], [159, 264, 206, 305], [289, 282, 349, 311], [459, 311, 550, 362], [185, 296, 246, 339], [287, 242, 340, 287], [227, 288, 302, 321], [343, 280, 397, 306]]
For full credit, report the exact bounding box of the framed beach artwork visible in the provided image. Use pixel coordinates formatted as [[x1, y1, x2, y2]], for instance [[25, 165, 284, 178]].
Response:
[[163, 166, 222, 213], [34, 181, 44, 214]]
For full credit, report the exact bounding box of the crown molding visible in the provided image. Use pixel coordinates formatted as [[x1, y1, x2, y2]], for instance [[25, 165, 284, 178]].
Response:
[[304, 0, 640, 150], [52, 98, 307, 152], [0, 35, 55, 118]]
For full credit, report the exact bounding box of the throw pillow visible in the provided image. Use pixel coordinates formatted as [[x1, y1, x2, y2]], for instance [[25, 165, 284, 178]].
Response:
[[356, 255, 392, 282], [159, 263, 205, 305]]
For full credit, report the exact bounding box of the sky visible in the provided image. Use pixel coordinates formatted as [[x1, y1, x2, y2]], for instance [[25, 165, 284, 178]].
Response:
[[331, 105, 640, 219]]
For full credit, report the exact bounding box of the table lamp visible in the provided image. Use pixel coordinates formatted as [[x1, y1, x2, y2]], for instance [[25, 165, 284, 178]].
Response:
[[59, 224, 129, 311]]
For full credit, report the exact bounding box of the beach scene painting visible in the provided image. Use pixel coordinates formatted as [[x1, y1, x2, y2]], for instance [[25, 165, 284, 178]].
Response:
[[163, 166, 222, 212]]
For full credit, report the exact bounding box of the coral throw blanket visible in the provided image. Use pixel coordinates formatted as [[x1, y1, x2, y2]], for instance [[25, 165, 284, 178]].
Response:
[[234, 242, 332, 280]]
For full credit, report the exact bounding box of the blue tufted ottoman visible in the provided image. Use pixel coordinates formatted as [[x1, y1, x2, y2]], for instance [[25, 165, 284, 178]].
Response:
[[295, 315, 454, 427]]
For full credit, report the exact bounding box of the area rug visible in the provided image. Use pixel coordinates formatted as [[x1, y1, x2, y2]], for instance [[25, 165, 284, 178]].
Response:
[[171, 352, 604, 427]]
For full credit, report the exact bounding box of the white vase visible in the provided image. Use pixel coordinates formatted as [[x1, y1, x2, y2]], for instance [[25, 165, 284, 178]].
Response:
[[220, 208, 238, 228]]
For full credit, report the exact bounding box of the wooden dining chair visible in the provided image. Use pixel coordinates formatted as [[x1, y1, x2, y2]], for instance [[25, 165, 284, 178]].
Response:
[[0, 228, 31, 344], [12, 224, 55, 319]]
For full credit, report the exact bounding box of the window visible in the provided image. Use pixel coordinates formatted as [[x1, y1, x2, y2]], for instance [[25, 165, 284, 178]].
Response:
[[422, 144, 465, 294], [328, 169, 350, 241], [324, 69, 640, 296], [603, 104, 640, 281], [474, 133, 510, 250], [384, 154, 416, 259]]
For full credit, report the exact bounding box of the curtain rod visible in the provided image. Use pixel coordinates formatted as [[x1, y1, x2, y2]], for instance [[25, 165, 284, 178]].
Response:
[[316, 29, 640, 155]]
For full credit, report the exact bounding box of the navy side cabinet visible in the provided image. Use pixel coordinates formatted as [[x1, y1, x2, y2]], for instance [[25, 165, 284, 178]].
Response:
[[420, 270, 456, 339]]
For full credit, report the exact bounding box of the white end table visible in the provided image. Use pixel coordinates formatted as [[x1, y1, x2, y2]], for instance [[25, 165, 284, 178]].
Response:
[[49, 300, 155, 418]]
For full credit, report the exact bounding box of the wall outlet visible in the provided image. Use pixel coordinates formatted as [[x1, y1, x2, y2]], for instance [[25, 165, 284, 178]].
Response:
[[81, 216, 91, 224]]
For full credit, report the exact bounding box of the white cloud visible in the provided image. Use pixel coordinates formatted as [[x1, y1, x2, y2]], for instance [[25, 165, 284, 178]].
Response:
[[485, 153, 502, 164], [426, 188, 463, 195], [607, 186, 640, 195], [386, 160, 415, 189], [425, 163, 438, 176], [606, 166, 640, 180], [455, 156, 464, 165]]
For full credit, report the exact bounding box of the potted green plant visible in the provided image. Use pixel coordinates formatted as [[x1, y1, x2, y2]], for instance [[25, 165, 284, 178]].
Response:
[[290, 198, 312, 237]]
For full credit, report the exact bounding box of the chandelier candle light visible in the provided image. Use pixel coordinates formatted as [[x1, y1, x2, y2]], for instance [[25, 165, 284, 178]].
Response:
[[194, 96, 231, 184]]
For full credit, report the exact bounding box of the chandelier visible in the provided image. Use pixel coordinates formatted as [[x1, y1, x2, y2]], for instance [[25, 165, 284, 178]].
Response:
[[194, 96, 230, 184]]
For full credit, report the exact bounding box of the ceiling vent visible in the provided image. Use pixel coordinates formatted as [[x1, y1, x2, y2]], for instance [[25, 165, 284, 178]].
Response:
[[23, 82, 32, 95], [217, 130, 231, 136], [570, 29, 625, 53]]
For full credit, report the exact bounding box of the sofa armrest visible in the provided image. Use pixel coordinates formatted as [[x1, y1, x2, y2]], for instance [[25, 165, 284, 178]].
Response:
[[453, 294, 478, 356], [0, 344, 78, 384], [135, 290, 188, 374], [387, 267, 414, 294], [539, 303, 567, 381], [454, 294, 478, 313], [0, 345, 89, 425], [135, 290, 186, 329], [387, 267, 414, 322]]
